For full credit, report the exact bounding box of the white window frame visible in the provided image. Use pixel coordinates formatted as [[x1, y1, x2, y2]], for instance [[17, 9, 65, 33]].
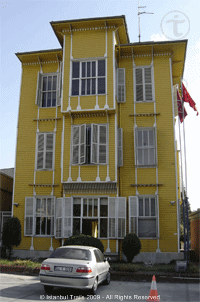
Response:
[[135, 127, 156, 167], [71, 124, 108, 165], [35, 132, 55, 170], [55, 197, 72, 239], [36, 72, 61, 107], [134, 65, 154, 102], [24, 196, 55, 237], [129, 195, 158, 239], [71, 59, 106, 96]]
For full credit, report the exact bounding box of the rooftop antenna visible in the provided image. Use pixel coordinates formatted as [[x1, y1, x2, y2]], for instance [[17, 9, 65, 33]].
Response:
[[138, 0, 154, 42]]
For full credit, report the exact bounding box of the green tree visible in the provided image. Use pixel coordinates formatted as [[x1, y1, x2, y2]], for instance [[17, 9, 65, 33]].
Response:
[[2, 217, 21, 259], [122, 233, 141, 263]]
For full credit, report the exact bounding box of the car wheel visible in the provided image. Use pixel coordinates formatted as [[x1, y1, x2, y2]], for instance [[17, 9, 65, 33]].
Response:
[[90, 277, 98, 295], [103, 271, 111, 285], [44, 285, 54, 294]]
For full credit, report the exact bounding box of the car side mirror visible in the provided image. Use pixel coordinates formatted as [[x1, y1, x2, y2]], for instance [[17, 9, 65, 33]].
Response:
[[104, 257, 111, 262]]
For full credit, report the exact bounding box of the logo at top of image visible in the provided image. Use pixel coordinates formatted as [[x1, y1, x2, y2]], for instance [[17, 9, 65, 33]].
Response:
[[161, 11, 190, 40]]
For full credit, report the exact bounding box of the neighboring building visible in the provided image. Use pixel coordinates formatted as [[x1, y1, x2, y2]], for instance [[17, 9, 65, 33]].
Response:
[[13, 15, 187, 263], [189, 209, 200, 261], [0, 168, 14, 245]]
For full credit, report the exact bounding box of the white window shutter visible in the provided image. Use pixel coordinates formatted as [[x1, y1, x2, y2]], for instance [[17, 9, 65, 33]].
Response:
[[55, 198, 63, 238], [35, 72, 42, 106], [144, 67, 152, 101], [117, 68, 125, 103], [24, 197, 34, 236], [72, 125, 80, 165], [63, 197, 72, 238], [117, 197, 126, 238], [118, 128, 123, 167], [129, 196, 138, 235], [98, 125, 107, 164], [37, 134, 44, 169], [80, 124, 86, 164], [45, 133, 54, 169], [57, 72, 61, 106], [135, 68, 143, 102], [91, 124, 98, 164], [108, 197, 116, 238]]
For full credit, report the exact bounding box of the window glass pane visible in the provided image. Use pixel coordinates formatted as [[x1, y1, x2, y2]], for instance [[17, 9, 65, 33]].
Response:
[[145, 198, 149, 216], [137, 131, 142, 147], [87, 62, 91, 77], [47, 217, 52, 235], [149, 148, 155, 165], [149, 130, 154, 146], [139, 198, 143, 216], [138, 218, 156, 237], [87, 79, 91, 95], [98, 78, 105, 94], [92, 61, 96, 77], [100, 198, 108, 217], [145, 84, 152, 100], [100, 218, 107, 238], [73, 198, 81, 217], [52, 92, 56, 107], [83, 199, 87, 217], [36, 199, 41, 215], [42, 92, 47, 107], [99, 145, 106, 164], [151, 198, 156, 216], [47, 92, 51, 107], [43, 77, 47, 91], [144, 149, 148, 165], [92, 79, 96, 94], [88, 199, 93, 217], [48, 76, 52, 91], [82, 62, 86, 78], [73, 218, 81, 235], [72, 79, 79, 95], [36, 217, 41, 235], [144, 68, 151, 83], [53, 76, 57, 90], [47, 198, 52, 216], [72, 62, 80, 78], [81, 79, 86, 95], [137, 149, 143, 165], [98, 60, 105, 76], [94, 199, 98, 217], [143, 131, 148, 146]]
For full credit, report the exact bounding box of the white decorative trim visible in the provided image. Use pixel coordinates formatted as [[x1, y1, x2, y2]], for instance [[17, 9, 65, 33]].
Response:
[[23, 61, 59, 66], [120, 53, 171, 59], [62, 26, 116, 33]]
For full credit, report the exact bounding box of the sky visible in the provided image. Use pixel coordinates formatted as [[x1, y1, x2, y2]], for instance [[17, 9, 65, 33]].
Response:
[[0, 0, 199, 211]]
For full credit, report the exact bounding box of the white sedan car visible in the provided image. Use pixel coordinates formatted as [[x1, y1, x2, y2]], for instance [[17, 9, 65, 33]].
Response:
[[39, 245, 110, 294]]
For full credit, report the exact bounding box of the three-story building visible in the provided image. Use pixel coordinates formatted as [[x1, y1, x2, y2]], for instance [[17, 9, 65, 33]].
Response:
[[13, 15, 187, 263]]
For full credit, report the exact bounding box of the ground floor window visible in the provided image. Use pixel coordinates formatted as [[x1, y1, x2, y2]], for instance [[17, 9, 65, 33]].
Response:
[[25, 197, 54, 236], [129, 195, 158, 238]]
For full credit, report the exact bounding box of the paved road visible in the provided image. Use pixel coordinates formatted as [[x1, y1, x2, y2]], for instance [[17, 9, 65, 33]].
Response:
[[0, 273, 199, 302]]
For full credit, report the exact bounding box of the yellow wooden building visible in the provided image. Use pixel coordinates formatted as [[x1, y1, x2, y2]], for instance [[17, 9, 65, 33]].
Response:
[[13, 15, 187, 263]]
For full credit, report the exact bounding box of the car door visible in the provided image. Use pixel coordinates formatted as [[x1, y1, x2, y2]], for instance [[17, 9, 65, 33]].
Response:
[[94, 249, 104, 283], [96, 249, 108, 282]]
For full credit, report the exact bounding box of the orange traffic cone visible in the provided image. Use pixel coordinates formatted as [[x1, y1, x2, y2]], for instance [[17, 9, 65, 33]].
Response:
[[147, 275, 160, 302]]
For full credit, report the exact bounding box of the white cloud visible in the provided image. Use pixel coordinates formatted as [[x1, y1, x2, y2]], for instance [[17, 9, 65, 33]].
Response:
[[151, 33, 167, 41]]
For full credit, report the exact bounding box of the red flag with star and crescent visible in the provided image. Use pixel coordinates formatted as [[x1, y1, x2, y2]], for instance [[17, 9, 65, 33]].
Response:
[[177, 89, 187, 123], [182, 83, 199, 116]]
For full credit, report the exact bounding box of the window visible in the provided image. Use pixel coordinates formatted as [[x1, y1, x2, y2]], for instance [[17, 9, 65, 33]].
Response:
[[36, 72, 61, 107], [36, 133, 54, 170], [117, 68, 126, 103], [71, 124, 108, 165], [24, 197, 54, 236], [71, 60, 106, 96], [135, 128, 156, 166], [129, 196, 158, 238], [134, 66, 153, 102]]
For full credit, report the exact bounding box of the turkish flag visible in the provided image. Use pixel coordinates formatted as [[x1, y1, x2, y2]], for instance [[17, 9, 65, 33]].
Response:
[[177, 90, 187, 123], [182, 83, 199, 116]]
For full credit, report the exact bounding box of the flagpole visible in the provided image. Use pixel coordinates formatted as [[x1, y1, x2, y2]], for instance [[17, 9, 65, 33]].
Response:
[[181, 79, 190, 265]]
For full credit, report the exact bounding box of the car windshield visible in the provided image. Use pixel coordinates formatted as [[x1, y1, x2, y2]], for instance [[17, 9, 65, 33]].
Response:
[[49, 248, 92, 260]]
